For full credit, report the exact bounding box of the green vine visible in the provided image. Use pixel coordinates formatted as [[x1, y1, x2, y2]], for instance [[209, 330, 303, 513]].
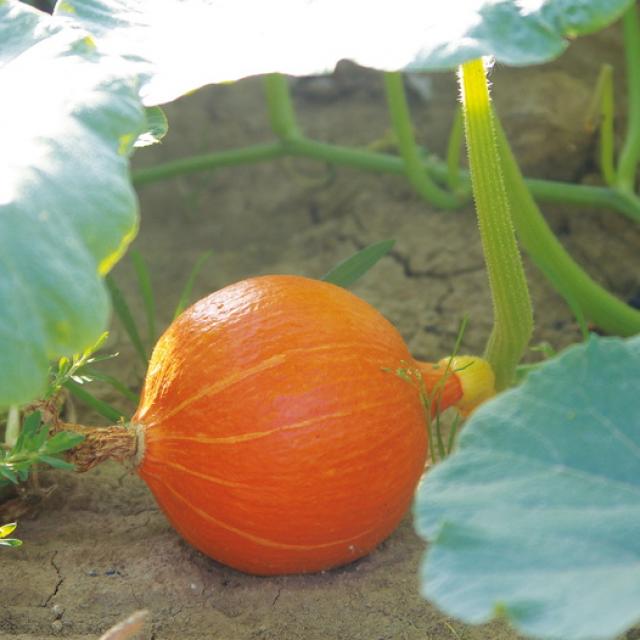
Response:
[[383, 72, 460, 209], [131, 73, 640, 224], [130, 63, 640, 352], [495, 115, 640, 336]]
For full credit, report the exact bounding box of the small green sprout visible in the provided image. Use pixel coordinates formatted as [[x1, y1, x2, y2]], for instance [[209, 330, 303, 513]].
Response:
[[0, 411, 85, 487]]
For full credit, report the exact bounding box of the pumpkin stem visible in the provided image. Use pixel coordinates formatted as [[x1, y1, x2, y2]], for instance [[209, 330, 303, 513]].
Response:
[[52, 422, 140, 473], [414, 356, 495, 417], [413, 360, 463, 414]]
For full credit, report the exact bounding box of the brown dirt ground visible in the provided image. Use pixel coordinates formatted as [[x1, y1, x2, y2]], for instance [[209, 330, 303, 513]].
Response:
[[3, 22, 640, 640]]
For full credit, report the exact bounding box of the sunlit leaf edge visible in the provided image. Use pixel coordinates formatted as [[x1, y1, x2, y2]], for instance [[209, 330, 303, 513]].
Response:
[[0, 1, 145, 407]]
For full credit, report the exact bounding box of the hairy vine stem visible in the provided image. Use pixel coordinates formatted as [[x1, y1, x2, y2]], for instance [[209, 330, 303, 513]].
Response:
[[458, 58, 533, 390]]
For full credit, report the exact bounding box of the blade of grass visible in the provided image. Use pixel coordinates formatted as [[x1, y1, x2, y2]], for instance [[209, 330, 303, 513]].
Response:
[[424, 396, 436, 466], [322, 239, 395, 288], [106, 275, 147, 365], [585, 64, 616, 187], [446, 413, 462, 455], [429, 315, 469, 462], [130, 250, 156, 348], [82, 368, 139, 404], [598, 65, 616, 187], [429, 315, 469, 415], [173, 251, 213, 320], [64, 380, 125, 423], [433, 411, 447, 461], [617, 2, 640, 192]]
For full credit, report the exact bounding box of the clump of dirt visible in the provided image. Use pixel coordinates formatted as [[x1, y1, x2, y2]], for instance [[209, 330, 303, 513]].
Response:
[[3, 22, 639, 640]]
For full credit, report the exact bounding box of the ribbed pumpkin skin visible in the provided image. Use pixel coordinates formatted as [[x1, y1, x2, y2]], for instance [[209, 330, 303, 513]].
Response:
[[134, 275, 428, 575]]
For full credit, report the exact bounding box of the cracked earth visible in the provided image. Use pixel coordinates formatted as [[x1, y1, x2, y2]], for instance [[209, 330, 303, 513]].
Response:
[[3, 25, 640, 640]]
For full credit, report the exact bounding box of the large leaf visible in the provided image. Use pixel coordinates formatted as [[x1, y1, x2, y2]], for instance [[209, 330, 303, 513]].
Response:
[[415, 335, 640, 640], [55, 0, 634, 105], [0, 1, 144, 407]]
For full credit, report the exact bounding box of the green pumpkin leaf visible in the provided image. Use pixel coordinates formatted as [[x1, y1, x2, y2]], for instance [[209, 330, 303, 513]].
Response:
[[0, 1, 145, 407], [415, 335, 640, 640], [55, 0, 633, 105]]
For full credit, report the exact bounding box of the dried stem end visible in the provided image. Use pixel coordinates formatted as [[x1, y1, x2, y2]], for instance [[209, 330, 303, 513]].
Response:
[[53, 422, 141, 473]]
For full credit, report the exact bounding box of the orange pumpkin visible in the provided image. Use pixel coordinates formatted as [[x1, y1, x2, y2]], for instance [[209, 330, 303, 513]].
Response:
[[129, 275, 490, 575]]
